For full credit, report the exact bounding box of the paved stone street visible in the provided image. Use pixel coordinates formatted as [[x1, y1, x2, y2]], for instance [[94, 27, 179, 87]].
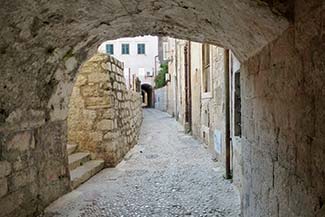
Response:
[[43, 109, 241, 217]]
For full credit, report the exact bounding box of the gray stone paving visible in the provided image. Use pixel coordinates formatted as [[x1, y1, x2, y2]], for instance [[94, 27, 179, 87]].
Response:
[[43, 109, 241, 217]]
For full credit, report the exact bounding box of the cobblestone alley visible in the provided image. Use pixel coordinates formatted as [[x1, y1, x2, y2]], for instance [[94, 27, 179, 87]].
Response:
[[43, 109, 241, 217]]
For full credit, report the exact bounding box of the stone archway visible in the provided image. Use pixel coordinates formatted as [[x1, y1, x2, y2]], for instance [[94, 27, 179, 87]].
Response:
[[141, 83, 154, 108], [0, 1, 324, 217]]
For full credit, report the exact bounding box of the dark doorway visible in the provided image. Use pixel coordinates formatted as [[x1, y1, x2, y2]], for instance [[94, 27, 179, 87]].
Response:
[[234, 70, 241, 137], [141, 83, 154, 108], [184, 41, 192, 132]]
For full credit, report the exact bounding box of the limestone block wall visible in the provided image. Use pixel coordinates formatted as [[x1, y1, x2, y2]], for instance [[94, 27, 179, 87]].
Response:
[[240, 2, 325, 216], [205, 47, 226, 161], [0, 121, 70, 217], [190, 44, 226, 158], [68, 53, 143, 167]]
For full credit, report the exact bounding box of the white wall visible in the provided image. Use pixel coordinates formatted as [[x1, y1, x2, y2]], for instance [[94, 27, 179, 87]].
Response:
[[98, 36, 158, 88], [154, 86, 167, 111]]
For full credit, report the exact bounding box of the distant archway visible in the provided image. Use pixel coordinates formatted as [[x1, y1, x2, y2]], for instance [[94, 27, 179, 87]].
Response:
[[141, 83, 154, 108]]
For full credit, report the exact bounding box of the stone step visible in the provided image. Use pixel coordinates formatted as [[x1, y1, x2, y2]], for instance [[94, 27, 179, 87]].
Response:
[[67, 144, 78, 155], [70, 160, 105, 189], [68, 152, 91, 171]]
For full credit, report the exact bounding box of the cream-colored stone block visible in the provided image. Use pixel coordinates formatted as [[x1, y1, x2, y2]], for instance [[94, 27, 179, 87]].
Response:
[[107, 62, 112, 71], [102, 110, 114, 119], [81, 85, 100, 97], [117, 92, 122, 100], [88, 72, 108, 83], [97, 120, 114, 131], [89, 132, 103, 142], [103, 131, 119, 140], [75, 75, 87, 86], [82, 109, 97, 121], [85, 96, 112, 109]]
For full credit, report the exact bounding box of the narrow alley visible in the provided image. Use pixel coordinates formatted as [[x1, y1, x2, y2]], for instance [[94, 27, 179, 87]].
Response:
[[43, 109, 240, 217]]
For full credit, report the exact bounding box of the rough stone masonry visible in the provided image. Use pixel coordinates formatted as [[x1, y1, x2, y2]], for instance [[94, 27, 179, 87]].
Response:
[[68, 53, 143, 167], [0, 1, 324, 217]]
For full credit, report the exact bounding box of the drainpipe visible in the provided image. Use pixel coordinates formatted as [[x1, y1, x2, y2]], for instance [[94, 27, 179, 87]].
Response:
[[184, 43, 189, 124], [188, 41, 192, 130], [128, 68, 131, 89], [224, 49, 232, 180], [175, 39, 178, 119]]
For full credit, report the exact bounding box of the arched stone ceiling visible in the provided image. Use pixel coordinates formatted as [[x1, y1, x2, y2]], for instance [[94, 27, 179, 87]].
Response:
[[0, 0, 291, 124]]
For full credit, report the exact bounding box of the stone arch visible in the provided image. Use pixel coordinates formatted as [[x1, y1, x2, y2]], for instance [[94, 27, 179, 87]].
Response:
[[0, 1, 291, 128], [141, 83, 154, 108], [0, 1, 324, 217]]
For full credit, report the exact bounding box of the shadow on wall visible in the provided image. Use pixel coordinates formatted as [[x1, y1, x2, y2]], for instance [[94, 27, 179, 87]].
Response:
[[67, 53, 143, 167]]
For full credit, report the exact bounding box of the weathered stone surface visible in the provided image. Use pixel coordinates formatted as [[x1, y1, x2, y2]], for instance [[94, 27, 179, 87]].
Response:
[[68, 53, 143, 167], [0, 161, 11, 178], [96, 120, 114, 131], [9, 168, 36, 192], [240, 4, 325, 216], [0, 178, 8, 198], [65, 57, 78, 73], [88, 72, 109, 83], [6, 131, 34, 152], [0, 1, 322, 217], [0, 0, 290, 129]]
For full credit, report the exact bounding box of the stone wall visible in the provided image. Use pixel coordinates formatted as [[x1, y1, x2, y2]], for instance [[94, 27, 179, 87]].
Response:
[[68, 53, 143, 167], [0, 121, 70, 217], [202, 46, 225, 161], [240, 2, 325, 216], [186, 43, 226, 160], [0, 1, 323, 217], [154, 86, 167, 112]]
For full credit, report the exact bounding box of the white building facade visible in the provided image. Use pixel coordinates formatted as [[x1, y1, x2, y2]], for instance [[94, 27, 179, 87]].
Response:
[[98, 36, 159, 89]]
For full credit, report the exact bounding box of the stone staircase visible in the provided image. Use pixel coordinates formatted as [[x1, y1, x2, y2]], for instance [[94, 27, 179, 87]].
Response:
[[67, 144, 104, 189]]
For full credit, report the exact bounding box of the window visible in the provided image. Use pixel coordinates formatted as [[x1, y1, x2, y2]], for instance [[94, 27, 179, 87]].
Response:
[[106, 44, 114, 55], [202, 44, 211, 93], [121, 43, 129, 55], [234, 71, 241, 137], [163, 42, 169, 60], [137, 43, 145, 54]]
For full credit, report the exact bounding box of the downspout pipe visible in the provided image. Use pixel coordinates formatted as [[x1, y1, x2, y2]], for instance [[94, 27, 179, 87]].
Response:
[[154, 55, 159, 77]]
